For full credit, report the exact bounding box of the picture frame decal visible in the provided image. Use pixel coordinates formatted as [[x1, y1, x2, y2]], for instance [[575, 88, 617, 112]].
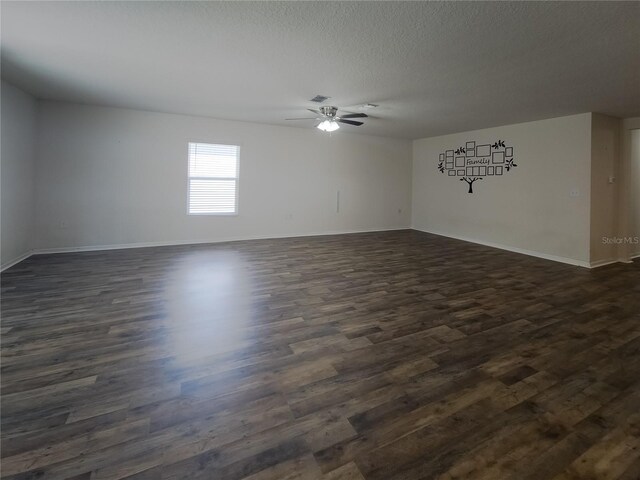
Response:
[[436, 139, 518, 193]]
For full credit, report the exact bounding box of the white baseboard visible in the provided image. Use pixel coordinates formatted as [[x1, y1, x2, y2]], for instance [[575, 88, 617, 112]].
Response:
[[1, 250, 34, 272], [4, 228, 632, 272], [411, 227, 592, 268], [589, 258, 621, 268], [30, 227, 411, 256], [593, 252, 639, 266]]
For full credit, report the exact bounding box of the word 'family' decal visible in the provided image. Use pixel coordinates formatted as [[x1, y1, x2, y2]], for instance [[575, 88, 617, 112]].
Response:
[[437, 140, 517, 193]]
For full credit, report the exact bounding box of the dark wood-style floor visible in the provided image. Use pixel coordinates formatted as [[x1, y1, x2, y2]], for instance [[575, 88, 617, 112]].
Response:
[[1, 230, 639, 480]]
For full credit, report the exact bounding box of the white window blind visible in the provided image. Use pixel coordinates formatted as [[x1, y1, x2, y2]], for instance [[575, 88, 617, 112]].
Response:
[[188, 142, 239, 214]]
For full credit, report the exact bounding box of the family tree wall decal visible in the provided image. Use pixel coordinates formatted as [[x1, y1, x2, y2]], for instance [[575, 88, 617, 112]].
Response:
[[437, 140, 518, 193]]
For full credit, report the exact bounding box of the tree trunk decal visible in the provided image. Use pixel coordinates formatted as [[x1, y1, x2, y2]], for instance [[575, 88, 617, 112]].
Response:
[[460, 177, 481, 193], [437, 140, 517, 193]]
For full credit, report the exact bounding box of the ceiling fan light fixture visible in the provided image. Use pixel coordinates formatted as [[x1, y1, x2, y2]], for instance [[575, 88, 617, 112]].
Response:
[[317, 120, 340, 132]]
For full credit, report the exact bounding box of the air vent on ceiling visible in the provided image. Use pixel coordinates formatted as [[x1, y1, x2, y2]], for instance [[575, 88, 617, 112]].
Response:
[[310, 95, 330, 103]]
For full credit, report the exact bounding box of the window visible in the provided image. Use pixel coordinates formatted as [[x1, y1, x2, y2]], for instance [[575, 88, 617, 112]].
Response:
[[188, 142, 239, 215]]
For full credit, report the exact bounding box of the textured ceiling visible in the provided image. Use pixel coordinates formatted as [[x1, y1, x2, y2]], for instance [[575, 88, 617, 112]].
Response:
[[2, 1, 639, 139]]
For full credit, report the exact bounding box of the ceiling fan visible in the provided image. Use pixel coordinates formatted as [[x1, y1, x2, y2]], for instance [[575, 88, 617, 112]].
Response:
[[286, 106, 368, 132]]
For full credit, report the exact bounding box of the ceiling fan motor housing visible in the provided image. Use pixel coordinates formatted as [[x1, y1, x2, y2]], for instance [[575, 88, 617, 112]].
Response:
[[320, 106, 338, 118]]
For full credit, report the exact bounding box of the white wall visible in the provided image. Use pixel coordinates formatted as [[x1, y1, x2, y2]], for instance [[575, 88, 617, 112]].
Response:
[[1, 81, 37, 269], [631, 128, 640, 258], [611, 117, 640, 263], [412, 113, 593, 266], [589, 113, 620, 265], [35, 102, 412, 250]]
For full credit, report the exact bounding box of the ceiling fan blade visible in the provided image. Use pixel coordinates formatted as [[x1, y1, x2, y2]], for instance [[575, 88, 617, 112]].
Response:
[[307, 108, 321, 115], [339, 113, 368, 119], [285, 117, 320, 120], [337, 119, 364, 126]]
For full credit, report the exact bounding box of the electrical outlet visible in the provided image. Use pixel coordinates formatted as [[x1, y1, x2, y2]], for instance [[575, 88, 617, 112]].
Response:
[[570, 189, 580, 197]]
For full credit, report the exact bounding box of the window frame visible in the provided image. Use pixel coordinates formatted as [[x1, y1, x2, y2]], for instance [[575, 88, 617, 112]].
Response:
[[186, 141, 241, 216]]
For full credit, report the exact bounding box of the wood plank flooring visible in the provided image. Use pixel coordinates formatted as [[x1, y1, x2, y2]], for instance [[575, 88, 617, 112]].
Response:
[[1, 230, 639, 480]]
